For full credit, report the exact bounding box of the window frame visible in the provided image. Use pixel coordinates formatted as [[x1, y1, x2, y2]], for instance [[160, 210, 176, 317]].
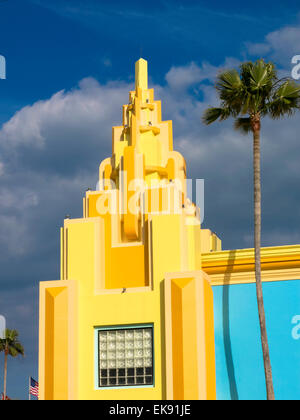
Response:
[[94, 324, 155, 390]]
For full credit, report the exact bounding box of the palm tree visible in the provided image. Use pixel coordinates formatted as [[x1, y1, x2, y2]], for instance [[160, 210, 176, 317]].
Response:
[[0, 328, 24, 400], [203, 59, 300, 400]]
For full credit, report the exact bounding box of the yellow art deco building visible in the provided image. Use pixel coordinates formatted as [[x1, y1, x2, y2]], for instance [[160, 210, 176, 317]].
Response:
[[39, 59, 300, 401]]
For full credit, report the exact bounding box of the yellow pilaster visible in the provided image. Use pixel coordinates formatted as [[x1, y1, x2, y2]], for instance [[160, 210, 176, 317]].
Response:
[[164, 272, 216, 400]]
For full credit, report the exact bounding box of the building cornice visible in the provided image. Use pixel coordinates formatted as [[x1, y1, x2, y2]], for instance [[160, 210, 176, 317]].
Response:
[[202, 245, 300, 285]]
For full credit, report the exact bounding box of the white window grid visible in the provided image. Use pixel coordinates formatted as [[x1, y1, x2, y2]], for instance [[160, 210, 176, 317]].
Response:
[[98, 327, 153, 387]]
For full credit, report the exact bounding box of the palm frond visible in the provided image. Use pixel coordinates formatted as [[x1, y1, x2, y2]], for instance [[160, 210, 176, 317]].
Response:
[[239, 59, 277, 113], [234, 117, 252, 134], [202, 107, 231, 125], [202, 59, 300, 127], [0, 328, 25, 357], [216, 69, 242, 92], [215, 70, 244, 113], [276, 80, 300, 99], [268, 80, 300, 118], [241, 59, 277, 90], [251, 60, 276, 90]]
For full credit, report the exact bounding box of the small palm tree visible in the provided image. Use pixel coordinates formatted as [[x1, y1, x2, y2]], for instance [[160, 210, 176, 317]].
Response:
[[0, 328, 24, 400], [203, 59, 300, 400]]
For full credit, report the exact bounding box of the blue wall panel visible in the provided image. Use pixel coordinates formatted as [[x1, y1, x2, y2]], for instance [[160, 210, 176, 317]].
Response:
[[212, 280, 300, 400]]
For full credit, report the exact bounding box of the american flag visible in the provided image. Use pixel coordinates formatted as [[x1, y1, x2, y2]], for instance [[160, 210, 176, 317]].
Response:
[[29, 377, 39, 398]]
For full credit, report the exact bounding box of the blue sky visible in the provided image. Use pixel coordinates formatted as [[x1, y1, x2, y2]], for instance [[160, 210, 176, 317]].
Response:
[[0, 0, 300, 399], [1, 0, 300, 112]]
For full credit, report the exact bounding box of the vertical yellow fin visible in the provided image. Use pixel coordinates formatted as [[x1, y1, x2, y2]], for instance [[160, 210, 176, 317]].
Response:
[[135, 58, 148, 90]]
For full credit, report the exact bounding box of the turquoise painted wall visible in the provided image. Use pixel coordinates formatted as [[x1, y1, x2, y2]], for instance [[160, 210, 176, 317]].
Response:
[[213, 280, 300, 400]]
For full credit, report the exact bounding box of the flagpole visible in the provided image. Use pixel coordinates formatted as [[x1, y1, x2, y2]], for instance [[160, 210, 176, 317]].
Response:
[[29, 377, 31, 401]]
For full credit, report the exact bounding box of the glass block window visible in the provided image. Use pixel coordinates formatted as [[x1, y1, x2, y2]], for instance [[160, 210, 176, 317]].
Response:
[[97, 326, 153, 388]]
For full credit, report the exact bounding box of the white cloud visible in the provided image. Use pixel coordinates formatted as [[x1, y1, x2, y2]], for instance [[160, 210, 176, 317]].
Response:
[[0, 78, 132, 149], [247, 25, 300, 67], [165, 57, 240, 92]]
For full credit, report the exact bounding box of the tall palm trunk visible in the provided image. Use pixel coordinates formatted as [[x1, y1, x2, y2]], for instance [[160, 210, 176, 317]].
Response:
[[3, 346, 8, 400], [252, 114, 275, 400]]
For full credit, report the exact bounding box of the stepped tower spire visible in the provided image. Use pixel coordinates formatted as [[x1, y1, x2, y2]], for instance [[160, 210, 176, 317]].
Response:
[[39, 59, 220, 401], [97, 58, 188, 244]]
